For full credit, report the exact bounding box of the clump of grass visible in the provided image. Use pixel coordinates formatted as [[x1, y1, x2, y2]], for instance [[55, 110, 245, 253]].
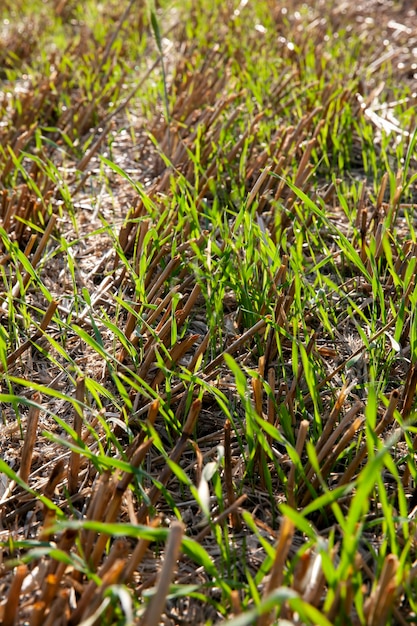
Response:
[[1, 0, 417, 624]]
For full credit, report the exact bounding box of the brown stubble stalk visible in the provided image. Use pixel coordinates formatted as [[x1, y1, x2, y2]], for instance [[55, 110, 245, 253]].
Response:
[[19, 392, 41, 484], [401, 361, 417, 420], [301, 400, 364, 500], [146, 255, 182, 303], [39, 459, 66, 541], [136, 399, 202, 524], [175, 283, 202, 328], [131, 317, 268, 423], [326, 555, 358, 623], [358, 201, 369, 263], [267, 368, 276, 434], [173, 332, 211, 421], [30, 529, 78, 625], [137, 315, 178, 382], [125, 399, 160, 457], [287, 419, 309, 508], [131, 70, 259, 231], [257, 516, 295, 626], [295, 546, 333, 611], [120, 286, 179, 368], [305, 315, 398, 401], [114, 200, 147, 265], [120, 260, 201, 381], [30, 593, 54, 626], [204, 317, 269, 376], [77, 560, 127, 624], [122, 517, 161, 583], [337, 389, 400, 488], [0, 128, 37, 183], [0, 299, 59, 373], [285, 332, 316, 425], [359, 551, 409, 626], [314, 381, 357, 457], [2, 565, 27, 626], [67, 376, 85, 495], [149, 334, 200, 389], [315, 416, 364, 496], [386, 169, 404, 229], [230, 590, 242, 616], [12, 214, 57, 300], [90, 437, 154, 569], [42, 592, 70, 626], [263, 267, 293, 369], [293, 128, 322, 190], [399, 365, 417, 488], [118, 299, 142, 363], [133, 217, 151, 275], [0, 184, 42, 251], [403, 433, 417, 491], [21, 233, 38, 263], [81, 470, 112, 563], [384, 239, 416, 295], [364, 554, 399, 626], [252, 360, 267, 489], [69, 539, 130, 625], [140, 521, 184, 626], [196, 111, 264, 207], [159, 92, 242, 188], [366, 222, 385, 275], [272, 114, 323, 223], [184, 326, 211, 373], [224, 418, 241, 530], [246, 165, 273, 211]]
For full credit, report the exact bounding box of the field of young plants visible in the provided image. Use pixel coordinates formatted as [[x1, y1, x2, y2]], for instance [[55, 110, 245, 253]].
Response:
[[1, 0, 417, 624]]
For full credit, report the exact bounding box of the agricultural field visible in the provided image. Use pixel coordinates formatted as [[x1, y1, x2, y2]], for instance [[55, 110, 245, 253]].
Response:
[[1, 0, 417, 624]]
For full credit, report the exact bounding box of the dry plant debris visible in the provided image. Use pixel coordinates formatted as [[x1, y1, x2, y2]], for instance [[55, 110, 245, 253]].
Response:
[[1, 0, 417, 624]]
